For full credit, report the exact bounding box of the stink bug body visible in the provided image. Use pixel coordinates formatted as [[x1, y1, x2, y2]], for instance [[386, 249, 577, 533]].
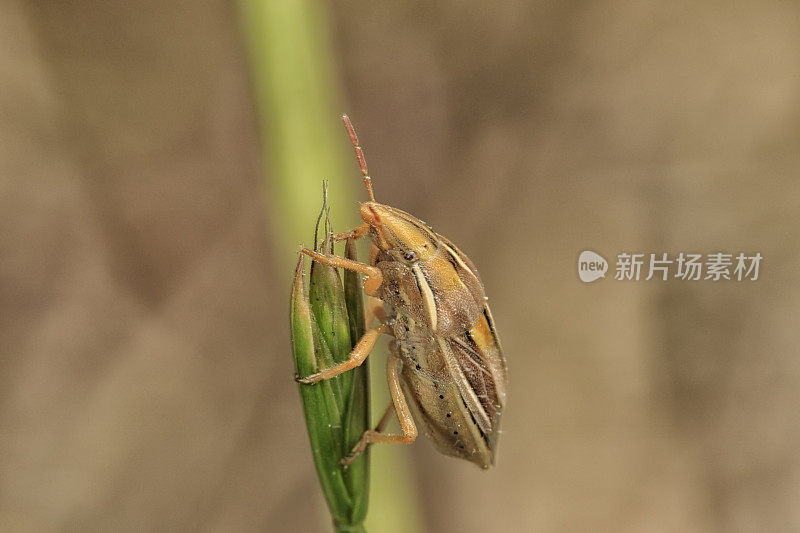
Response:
[[298, 116, 507, 468]]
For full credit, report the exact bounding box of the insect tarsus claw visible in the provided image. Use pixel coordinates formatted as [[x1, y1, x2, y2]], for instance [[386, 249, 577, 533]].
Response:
[[295, 373, 316, 385]]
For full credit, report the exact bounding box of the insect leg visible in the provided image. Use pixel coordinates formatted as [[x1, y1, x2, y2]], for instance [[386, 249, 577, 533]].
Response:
[[342, 348, 418, 465], [364, 296, 387, 327], [368, 244, 380, 266], [300, 247, 383, 295], [373, 402, 396, 433], [331, 222, 370, 242], [296, 324, 392, 384]]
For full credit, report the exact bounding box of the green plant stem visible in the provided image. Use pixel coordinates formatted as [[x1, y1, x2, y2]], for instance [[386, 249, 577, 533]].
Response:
[[239, 1, 422, 530], [238, 0, 359, 266]]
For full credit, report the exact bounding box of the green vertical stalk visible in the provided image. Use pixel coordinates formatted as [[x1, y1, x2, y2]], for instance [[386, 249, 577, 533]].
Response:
[[238, 0, 359, 264], [239, 1, 421, 530]]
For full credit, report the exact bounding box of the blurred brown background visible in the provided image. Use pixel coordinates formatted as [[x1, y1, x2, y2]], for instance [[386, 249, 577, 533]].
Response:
[[2, 1, 800, 531]]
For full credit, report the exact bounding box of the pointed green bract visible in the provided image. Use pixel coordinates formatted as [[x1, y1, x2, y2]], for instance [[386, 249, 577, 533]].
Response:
[[291, 256, 353, 524], [309, 240, 354, 413], [342, 238, 370, 525]]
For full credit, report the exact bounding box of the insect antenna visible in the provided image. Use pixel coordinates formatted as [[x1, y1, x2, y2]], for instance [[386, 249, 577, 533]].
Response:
[[341, 114, 376, 202]]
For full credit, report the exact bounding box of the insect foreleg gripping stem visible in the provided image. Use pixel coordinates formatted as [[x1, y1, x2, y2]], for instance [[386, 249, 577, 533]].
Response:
[[331, 222, 370, 243], [300, 247, 383, 295]]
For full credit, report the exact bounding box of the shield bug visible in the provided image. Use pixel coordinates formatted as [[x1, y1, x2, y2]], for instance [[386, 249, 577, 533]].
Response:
[[297, 115, 507, 469]]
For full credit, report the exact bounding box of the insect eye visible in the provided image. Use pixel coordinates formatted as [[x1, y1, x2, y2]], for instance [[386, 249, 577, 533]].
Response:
[[403, 250, 418, 262]]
